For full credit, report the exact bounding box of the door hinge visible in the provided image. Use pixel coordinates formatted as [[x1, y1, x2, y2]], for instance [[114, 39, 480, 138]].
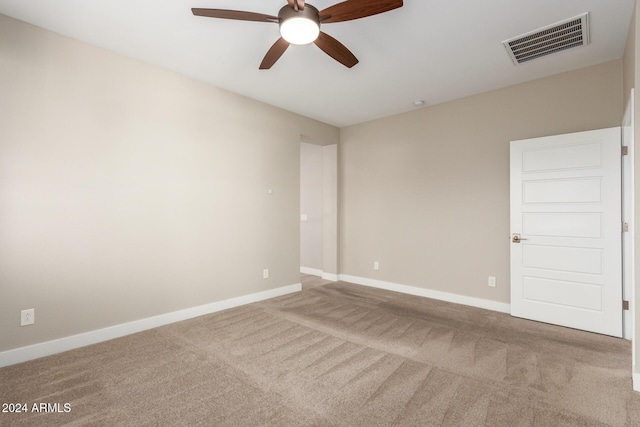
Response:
[[623, 300, 630, 311], [622, 146, 629, 156], [623, 222, 629, 232]]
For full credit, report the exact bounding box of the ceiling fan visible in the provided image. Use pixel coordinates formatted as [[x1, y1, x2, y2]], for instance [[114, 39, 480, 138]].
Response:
[[192, 0, 404, 69]]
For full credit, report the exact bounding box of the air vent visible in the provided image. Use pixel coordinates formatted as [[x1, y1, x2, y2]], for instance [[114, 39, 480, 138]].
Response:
[[502, 13, 590, 65]]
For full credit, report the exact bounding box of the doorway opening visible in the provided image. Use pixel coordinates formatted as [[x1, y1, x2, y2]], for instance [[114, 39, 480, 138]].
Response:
[[300, 138, 338, 281]]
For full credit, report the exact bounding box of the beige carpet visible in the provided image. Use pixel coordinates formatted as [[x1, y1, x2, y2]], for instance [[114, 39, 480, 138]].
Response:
[[1, 275, 640, 426]]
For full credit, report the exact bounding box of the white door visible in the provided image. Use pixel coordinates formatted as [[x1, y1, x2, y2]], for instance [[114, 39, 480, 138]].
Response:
[[510, 127, 622, 337]]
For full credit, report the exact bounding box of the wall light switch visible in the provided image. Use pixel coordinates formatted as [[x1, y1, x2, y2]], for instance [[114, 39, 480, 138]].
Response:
[[300, 214, 308, 221]]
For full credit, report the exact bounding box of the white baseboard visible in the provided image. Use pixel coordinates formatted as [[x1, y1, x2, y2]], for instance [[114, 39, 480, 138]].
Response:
[[339, 274, 510, 314], [634, 368, 640, 393], [300, 266, 323, 277], [0, 283, 301, 368], [322, 272, 339, 282], [300, 266, 338, 282]]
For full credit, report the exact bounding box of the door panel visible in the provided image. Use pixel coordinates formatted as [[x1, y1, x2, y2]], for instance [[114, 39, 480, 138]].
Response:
[[522, 245, 602, 274], [510, 127, 622, 337], [522, 213, 601, 238], [522, 142, 602, 171], [523, 178, 601, 203], [522, 277, 602, 311]]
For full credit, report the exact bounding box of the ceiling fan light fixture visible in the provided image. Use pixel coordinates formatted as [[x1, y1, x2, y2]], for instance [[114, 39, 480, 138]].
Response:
[[278, 4, 320, 45], [193, 0, 404, 69], [280, 17, 320, 44]]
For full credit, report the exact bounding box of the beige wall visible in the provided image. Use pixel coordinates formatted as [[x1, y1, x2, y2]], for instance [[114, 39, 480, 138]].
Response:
[[624, 3, 636, 107], [0, 14, 339, 352], [340, 60, 623, 304], [322, 144, 339, 278]]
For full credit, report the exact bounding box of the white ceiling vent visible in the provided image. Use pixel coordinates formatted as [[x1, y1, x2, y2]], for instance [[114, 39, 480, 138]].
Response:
[[502, 12, 590, 65]]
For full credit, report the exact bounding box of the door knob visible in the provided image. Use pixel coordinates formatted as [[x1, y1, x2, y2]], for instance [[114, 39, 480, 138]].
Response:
[[512, 233, 527, 243]]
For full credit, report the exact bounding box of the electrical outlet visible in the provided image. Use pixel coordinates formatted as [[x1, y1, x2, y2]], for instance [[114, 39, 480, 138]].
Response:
[[373, 261, 380, 271], [488, 276, 497, 288], [21, 309, 35, 326], [263, 268, 269, 279]]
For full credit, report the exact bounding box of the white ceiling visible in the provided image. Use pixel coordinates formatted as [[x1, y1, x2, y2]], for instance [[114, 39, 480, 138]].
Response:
[[0, 0, 634, 127]]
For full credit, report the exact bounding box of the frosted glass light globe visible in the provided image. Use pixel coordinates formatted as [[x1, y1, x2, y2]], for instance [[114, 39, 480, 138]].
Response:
[[280, 17, 320, 45]]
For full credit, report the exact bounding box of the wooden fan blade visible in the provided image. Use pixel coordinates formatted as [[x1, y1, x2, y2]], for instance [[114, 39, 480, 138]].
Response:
[[287, 0, 305, 10], [192, 8, 278, 23], [319, 0, 402, 23], [314, 32, 358, 68], [260, 38, 290, 69]]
